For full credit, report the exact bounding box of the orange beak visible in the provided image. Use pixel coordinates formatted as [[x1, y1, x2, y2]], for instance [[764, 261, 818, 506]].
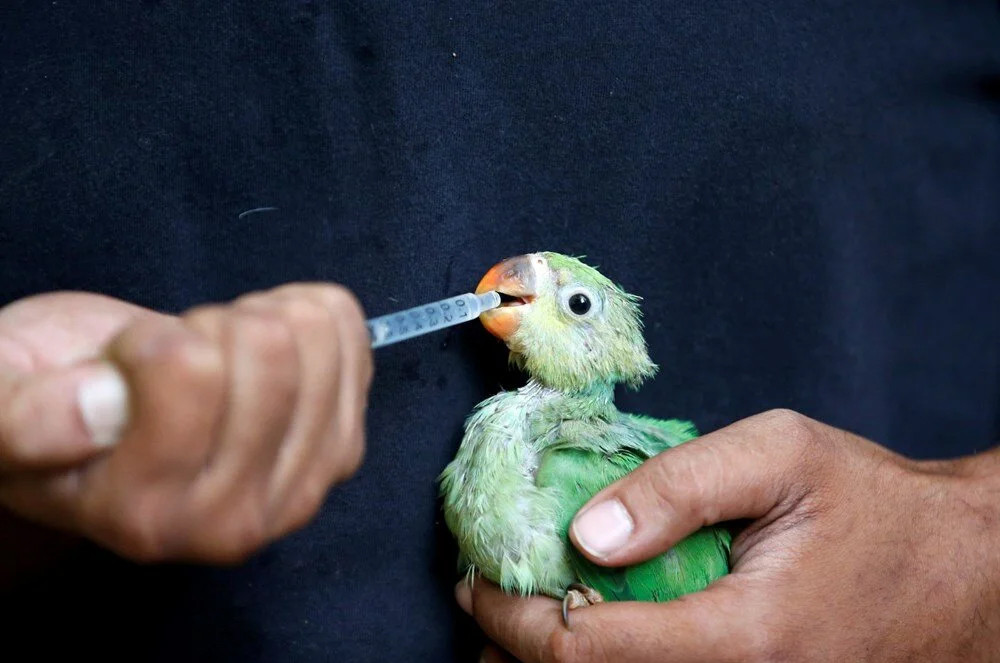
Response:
[[475, 255, 537, 341]]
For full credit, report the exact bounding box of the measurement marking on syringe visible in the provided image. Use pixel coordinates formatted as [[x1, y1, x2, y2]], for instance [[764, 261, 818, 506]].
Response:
[[366, 292, 501, 349]]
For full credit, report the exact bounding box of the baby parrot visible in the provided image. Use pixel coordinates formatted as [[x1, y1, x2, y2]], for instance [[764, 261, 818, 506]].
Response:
[[439, 252, 730, 622]]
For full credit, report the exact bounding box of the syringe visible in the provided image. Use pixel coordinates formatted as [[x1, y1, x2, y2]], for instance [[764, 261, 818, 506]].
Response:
[[367, 291, 502, 349]]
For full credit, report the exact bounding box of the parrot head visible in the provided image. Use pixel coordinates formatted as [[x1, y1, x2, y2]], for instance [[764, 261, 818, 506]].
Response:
[[475, 252, 656, 392]]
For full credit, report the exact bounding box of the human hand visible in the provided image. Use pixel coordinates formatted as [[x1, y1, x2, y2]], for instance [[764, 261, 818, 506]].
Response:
[[458, 409, 1000, 662], [0, 285, 372, 564]]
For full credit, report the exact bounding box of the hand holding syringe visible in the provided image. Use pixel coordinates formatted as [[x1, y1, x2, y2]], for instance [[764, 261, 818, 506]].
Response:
[[367, 291, 501, 348]]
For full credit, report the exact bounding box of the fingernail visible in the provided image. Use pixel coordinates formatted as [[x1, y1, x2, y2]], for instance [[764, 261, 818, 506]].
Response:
[[77, 364, 128, 447], [454, 579, 472, 615], [572, 498, 634, 559]]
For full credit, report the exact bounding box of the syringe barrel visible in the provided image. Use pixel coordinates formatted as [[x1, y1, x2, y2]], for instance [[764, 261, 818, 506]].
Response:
[[367, 291, 501, 348]]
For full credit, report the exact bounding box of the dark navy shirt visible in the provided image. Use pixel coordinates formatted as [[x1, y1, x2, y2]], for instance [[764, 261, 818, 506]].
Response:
[[2, 2, 998, 661]]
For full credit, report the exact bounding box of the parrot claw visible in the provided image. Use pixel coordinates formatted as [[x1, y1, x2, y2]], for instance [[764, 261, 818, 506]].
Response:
[[561, 583, 604, 628]]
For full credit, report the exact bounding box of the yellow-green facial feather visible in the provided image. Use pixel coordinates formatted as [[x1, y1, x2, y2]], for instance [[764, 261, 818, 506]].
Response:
[[506, 252, 657, 392]]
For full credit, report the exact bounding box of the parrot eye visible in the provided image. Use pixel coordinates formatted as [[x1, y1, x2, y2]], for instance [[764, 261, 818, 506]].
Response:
[[560, 286, 600, 318], [568, 293, 591, 315]]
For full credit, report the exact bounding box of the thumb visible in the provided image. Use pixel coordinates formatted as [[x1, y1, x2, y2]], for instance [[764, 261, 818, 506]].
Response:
[[568, 409, 824, 566], [0, 361, 130, 470]]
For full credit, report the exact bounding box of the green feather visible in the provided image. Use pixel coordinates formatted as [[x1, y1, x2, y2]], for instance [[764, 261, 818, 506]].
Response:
[[536, 417, 730, 601], [439, 252, 730, 603]]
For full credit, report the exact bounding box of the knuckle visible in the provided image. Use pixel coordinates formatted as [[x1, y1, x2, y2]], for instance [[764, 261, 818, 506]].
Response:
[[164, 340, 212, 375], [631, 440, 735, 532], [182, 308, 228, 350], [279, 296, 335, 331], [182, 304, 225, 335], [232, 310, 296, 361], [112, 501, 173, 563], [760, 408, 817, 454], [231, 292, 271, 310], [284, 477, 328, 532], [233, 504, 270, 553], [207, 505, 270, 564], [642, 461, 686, 517], [322, 286, 370, 342], [750, 409, 828, 500], [108, 318, 158, 362], [637, 450, 704, 521], [318, 284, 365, 318], [121, 322, 221, 382], [331, 429, 366, 482]]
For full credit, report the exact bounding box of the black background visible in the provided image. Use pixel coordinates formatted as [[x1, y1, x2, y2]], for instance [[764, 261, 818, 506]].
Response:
[[1, 2, 998, 660]]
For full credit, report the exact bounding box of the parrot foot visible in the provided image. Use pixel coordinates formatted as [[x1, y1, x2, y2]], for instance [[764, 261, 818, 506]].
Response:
[[561, 583, 604, 628]]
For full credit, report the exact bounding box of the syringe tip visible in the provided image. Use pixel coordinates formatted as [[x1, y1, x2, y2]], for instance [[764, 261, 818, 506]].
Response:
[[477, 291, 501, 311]]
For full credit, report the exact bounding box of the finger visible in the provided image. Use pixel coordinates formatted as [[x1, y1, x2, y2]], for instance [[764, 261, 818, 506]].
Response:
[[2, 318, 229, 555], [457, 582, 545, 663], [569, 409, 829, 566], [60, 317, 228, 555], [326, 286, 373, 481], [186, 302, 299, 500], [462, 579, 561, 663], [468, 577, 758, 663], [0, 361, 128, 470], [99, 317, 227, 479], [0, 291, 159, 368], [259, 285, 371, 534], [159, 302, 302, 558]]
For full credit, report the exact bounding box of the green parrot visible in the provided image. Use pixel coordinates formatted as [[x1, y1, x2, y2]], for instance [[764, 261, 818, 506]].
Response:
[[438, 251, 730, 622]]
